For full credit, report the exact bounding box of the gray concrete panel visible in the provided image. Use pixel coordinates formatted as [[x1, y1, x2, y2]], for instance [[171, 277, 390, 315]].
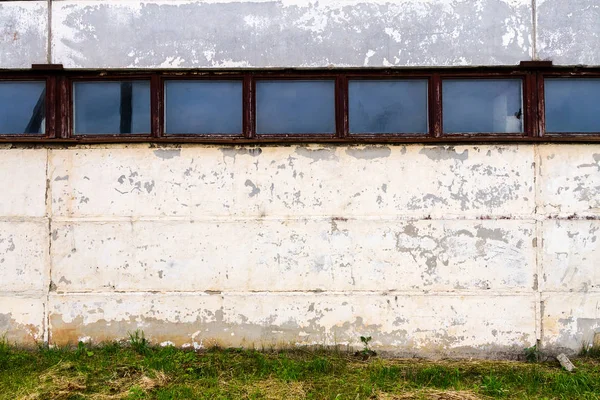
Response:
[[52, 0, 533, 68], [0, 1, 47, 68], [537, 0, 600, 65]]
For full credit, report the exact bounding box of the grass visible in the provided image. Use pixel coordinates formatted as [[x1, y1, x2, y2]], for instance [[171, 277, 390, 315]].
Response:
[[580, 341, 600, 359], [1, 336, 600, 399]]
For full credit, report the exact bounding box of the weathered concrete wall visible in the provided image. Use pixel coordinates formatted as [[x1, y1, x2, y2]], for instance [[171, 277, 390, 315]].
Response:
[[0, 144, 598, 357], [0, 1, 47, 67], [1, 0, 599, 358], [2, 0, 600, 68]]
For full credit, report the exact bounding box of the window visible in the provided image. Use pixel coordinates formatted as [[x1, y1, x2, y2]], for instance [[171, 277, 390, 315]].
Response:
[[0, 81, 45, 134], [1, 65, 600, 142], [545, 78, 600, 133], [165, 80, 243, 135], [443, 79, 523, 134], [73, 81, 151, 135], [256, 80, 335, 134], [349, 79, 428, 134]]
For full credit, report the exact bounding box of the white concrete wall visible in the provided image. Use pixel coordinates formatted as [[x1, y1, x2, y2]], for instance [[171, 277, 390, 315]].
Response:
[[0, 144, 597, 357], [1, 0, 599, 357]]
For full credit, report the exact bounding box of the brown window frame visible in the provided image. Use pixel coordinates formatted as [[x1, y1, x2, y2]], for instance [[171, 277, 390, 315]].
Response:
[[0, 72, 56, 140], [537, 70, 600, 137], [438, 72, 532, 138], [0, 63, 599, 144], [160, 73, 247, 139], [253, 74, 340, 139], [65, 72, 156, 141], [344, 73, 432, 139]]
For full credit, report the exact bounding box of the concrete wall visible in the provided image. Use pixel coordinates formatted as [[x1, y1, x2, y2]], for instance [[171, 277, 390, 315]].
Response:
[[1, 1, 600, 357], [1, 0, 600, 69], [0, 144, 597, 357]]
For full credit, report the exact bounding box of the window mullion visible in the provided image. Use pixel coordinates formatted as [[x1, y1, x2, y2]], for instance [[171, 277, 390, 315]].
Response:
[[430, 73, 442, 137]]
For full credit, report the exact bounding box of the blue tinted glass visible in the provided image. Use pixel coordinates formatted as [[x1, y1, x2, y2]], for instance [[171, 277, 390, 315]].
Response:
[[349, 80, 428, 133], [256, 80, 335, 134], [165, 81, 242, 134], [0, 82, 45, 134], [443, 79, 523, 133], [74, 81, 150, 135], [545, 79, 600, 133]]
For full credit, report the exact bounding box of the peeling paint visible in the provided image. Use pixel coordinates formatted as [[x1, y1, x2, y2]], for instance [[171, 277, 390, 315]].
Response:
[[295, 147, 338, 162], [48, 293, 535, 357], [0, 143, 599, 355], [419, 147, 469, 162], [49, 0, 533, 68], [153, 149, 181, 160], [345, 146, 391, 160]]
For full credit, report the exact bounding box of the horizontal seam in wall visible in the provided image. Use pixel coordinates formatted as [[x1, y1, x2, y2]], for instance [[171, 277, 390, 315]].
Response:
[[44, 215, 600, 223], [2, 215, 598, 224], [0, 216, 49, 221], [43, 290, 541, 297], [0, 291, 49, 298]]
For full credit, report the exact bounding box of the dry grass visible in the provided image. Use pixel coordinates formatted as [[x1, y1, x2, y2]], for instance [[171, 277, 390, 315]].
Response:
[[377, 390, 486, 399], [17, 360, 170, 400], [2, 341, 600, 399]]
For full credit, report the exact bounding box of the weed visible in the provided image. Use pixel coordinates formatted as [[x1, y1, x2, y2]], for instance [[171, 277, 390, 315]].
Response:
[[75, 341, 94, 358], [524, 344, 540, 363], [0, 336, 8, 371], [0, 336, 8, 354], [355, 336, 377, 360], [580, 340, 600, 358], [480, 372, 506, 397], [128, 330, 150, 355]]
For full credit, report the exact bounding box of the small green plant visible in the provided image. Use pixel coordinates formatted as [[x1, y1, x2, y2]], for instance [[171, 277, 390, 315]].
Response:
[[355, 336, 377, 360], [0, 335, 8, 355], [524, 344, 540, 363], [480, 373, 506, 397], [76, 341, 94, 357], [0, 335, 9, 370], [128, 330, 150, 355]]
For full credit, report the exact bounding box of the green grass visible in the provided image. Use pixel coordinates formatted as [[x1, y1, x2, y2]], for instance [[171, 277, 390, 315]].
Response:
[[1, 338, 600, 399]]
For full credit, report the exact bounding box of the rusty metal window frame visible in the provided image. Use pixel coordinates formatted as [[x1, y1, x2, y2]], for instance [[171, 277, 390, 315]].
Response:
[[64, 72, 157, 141], [160, 73, 247, 139], [438, 73, 531, 137], [252, 73, 341, 139], [538, 69, 600, 137], [0, 63, 599, 143], [0, 72, 57, 140]]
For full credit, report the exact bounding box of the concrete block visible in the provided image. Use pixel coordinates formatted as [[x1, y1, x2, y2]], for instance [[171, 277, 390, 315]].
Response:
[[49, 292, 536, 356], [51, 218, 535, 292], [50, 145, 534, 218], [0, 221, 49, 293], [542, 293, 600, 353], [51, 0, 532, 68], [538, 145, 600, 216], [0, 296, 45, 344], [0, 149, 47, 218], [537, 0, 600, 65], [0, 1, 48, 68], [541, 220, 600, 292]]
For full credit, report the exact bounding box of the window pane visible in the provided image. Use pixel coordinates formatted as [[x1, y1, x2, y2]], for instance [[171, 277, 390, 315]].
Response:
[[349, 79, 428, 133], [165, 81, 242, 134], [256, 80, 335, 134], [0, 82, 45, 134], [443, 79, 523, 133], [74, 81, 150, 135], [545, 78, 600, 133]]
